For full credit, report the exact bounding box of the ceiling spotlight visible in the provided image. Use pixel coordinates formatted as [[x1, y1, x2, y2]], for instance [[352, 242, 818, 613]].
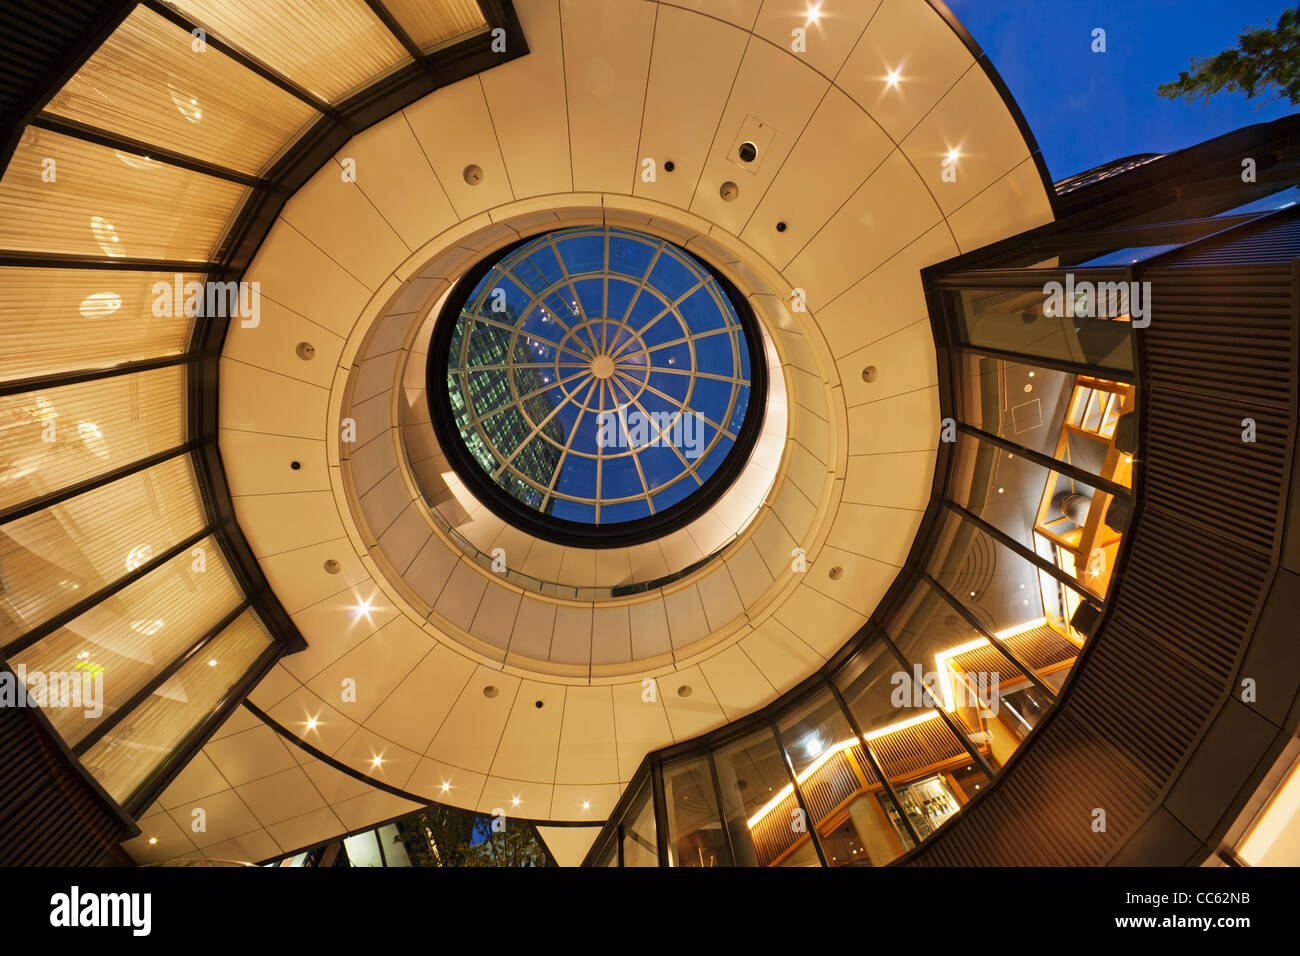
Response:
[[946, 147, 961, 164], [441, 782, 451, 792], [351, 597, 374, 619], [371, 755, 384, 768], [582, 801, 590, 810], [806, 2, 823, 22], [511, 796, 521, 806], [886, 68, 902, 87], [207, 659, 217, 667], [305, 716, 318, 731], [148, 837, 157, 845]]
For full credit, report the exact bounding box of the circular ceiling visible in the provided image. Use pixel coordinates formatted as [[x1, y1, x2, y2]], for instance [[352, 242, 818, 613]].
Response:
[[429, 226, 767, 546]]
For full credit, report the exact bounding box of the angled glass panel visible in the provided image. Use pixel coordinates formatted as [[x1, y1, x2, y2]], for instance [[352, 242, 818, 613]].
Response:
[[0, 455, 205, 644], [46, 5, 319, 175], [383, 0, 486, 52], [80, 608, 271, 803], [163, 0, 410, 103], [10, 532, 242, 746], [0, 366, 186, 513], [0, 129, 246, 262], [0, 268, 195, 381]]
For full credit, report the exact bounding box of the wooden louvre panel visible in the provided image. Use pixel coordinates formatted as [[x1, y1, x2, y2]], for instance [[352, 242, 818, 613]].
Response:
[[871, 715, 967, 781]]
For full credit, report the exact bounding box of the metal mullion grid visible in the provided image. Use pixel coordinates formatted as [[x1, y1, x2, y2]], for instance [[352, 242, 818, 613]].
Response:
[[72, 597, 251, 756], [770, 716, 830, 867], [650, 753, 670, 866], [943, 499, 1106, 607], [139, 0, 339, 119], [956, 421, 1132, 500], [827, 678, 923, 850], [919, 570, 1058, 705], [705, 749, 739, 866], [540, 377, 595, 510], [544, 235, 601, 355], [1, 524, 215, 658], [955, 343, 1135, 384], [122, 637, 283, 818], [878, 630, 998, 780], [610, 375, 701, 485], [607, 280, 706, 361]]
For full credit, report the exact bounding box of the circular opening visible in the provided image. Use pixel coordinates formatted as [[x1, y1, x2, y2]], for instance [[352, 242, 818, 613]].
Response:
[[775, 221, 787, 233], [861, 365, 877, 383], [323, 559, 342, 574], [534, 700, 544, 709], [677, 685, 692, 698], [663, 159, 676, 173], [829, 566, 844, 581], [463, 163, 484, 185], [719, 181, 739, 202], [738, 141, 758, 163], [290, 460, 302, 471], [483, 685, 499, 699], [295, 341, 316, 361], [428, 226, 769, 548]]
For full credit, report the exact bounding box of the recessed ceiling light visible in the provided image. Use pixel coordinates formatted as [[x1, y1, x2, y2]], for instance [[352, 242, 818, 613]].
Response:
[[806, 3, 822, 22], [148, 837, 157, 845], [582, 801, 590, 810], [371, 755, 383, 767], [441, 782, 451, 792], [512, 796, 520, 806], [207, 659, 217, 667], [886, 68, 902, 87]]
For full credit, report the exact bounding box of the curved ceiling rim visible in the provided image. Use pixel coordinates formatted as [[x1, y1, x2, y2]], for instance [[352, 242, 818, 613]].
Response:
[[422, 228, 773, 550], [310, 196, 843, 682], [392, 308, 787, 600]]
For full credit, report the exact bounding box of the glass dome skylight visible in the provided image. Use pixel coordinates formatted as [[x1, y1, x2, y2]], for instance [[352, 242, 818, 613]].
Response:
[[435, 226, 764, 540]]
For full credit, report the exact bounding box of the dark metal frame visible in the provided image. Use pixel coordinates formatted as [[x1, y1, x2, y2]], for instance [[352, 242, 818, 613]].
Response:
[[425, 230, 771, 549]]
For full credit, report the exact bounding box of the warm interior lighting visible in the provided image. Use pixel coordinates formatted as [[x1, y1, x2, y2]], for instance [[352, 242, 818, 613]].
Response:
[[441, 782, 451, 792], [933, 618, 1047, 710], [207, 659, 217, 667], [371, 756, 383, 768], [351, 597, 374, 619], [148, 837, 157, 845], [946, 147, 961, 164], [511, 796, 521, 806], [1238, 760, 1300, 865], [747, 713, 944, 828], [885, 68, 902, 87], [305, 716, 318, 731], [582, 801, 590, 810], [805, 3, 823, 22]]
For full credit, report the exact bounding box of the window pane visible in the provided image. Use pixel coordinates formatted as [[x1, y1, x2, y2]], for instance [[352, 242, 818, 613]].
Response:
[[947, 285, 1134, 371], [714, 725, 819, 867], [777, 687, 895, 866], [0, 129, 246, 261], [46, 6, 319, 175], [949, 432, 1130, 599], [80, 608, 271, 803], [0, 269, 194, 381], [11, 532, 242, 746], [835, 642, 988, 845], [621, 781, 658, 867], [0, 366, 187, 512], [164, 0, 411, 103], [0, 455, 205, 644], [926, 509, 1092, 647], [663, 755, 730, 867]]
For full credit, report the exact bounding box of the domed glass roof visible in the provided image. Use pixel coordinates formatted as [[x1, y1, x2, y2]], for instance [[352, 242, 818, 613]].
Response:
[[436, 226, 762, 536]]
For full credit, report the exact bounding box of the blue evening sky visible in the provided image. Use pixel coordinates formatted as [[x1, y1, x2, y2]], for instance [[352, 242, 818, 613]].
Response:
[[945, 0, 1299, 180]]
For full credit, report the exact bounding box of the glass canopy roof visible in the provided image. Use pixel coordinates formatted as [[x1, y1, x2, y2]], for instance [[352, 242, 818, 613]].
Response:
[[441, 227, 758, 528]]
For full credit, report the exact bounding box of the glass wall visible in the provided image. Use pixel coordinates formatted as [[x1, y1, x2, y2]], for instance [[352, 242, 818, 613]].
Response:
[[584, 215, 1142, 866]]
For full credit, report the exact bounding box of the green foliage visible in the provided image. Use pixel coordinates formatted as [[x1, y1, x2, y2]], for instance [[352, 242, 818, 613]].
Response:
[[1159, 7, 1300, 106], [394, 805, 552, 867]]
